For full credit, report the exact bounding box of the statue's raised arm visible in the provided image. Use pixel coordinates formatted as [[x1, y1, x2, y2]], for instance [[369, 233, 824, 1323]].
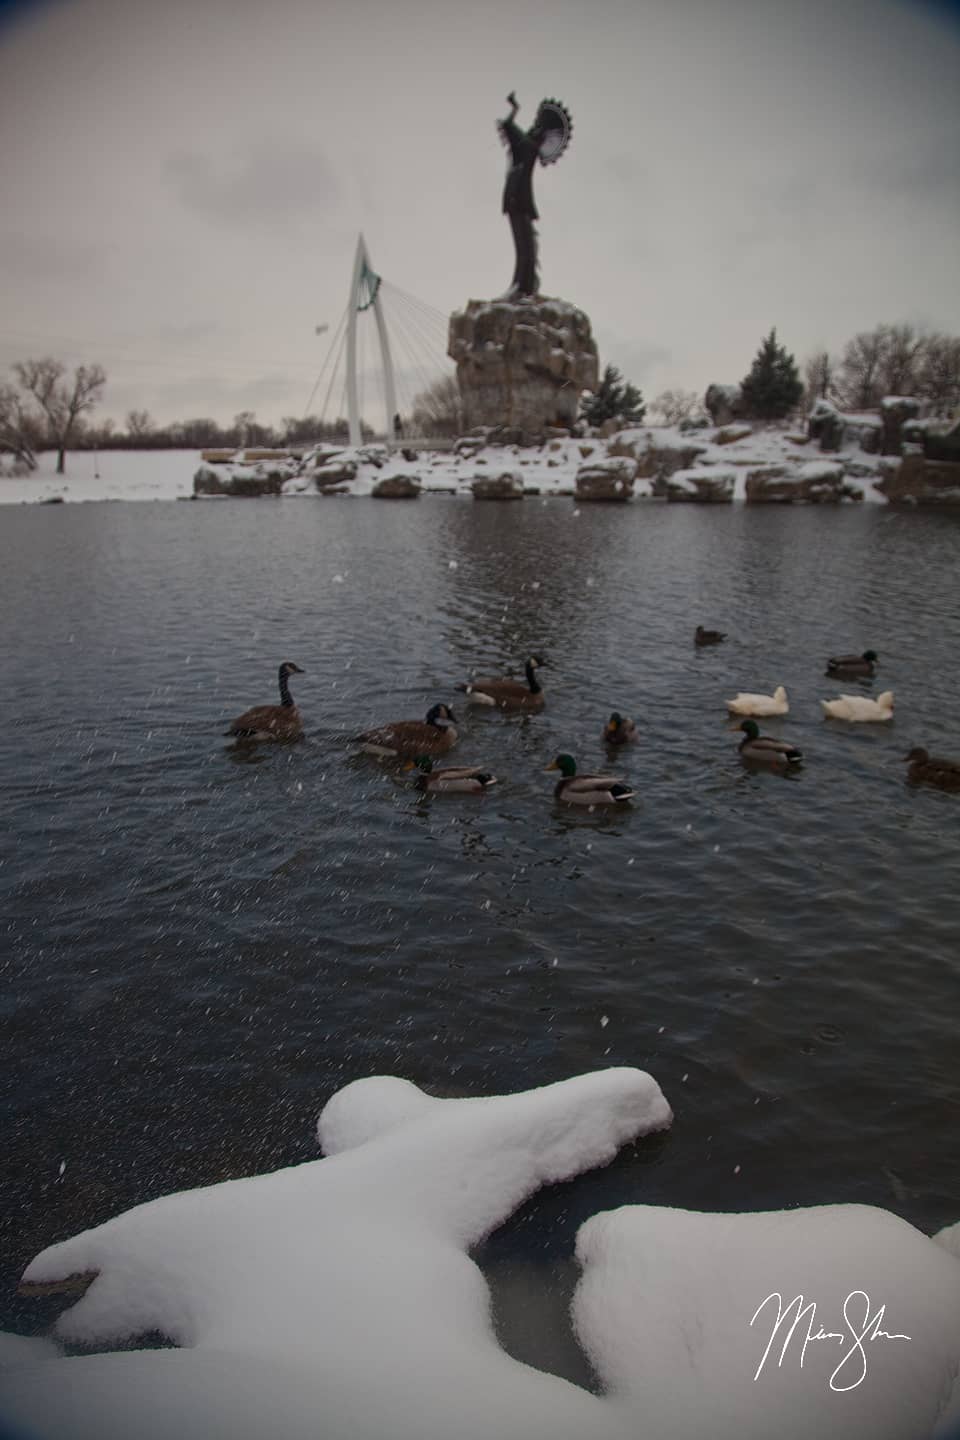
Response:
[[496, 94, 573, 299]]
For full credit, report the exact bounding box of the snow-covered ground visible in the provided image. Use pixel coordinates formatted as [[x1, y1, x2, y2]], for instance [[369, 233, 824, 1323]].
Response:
[[2, 1068, 959, 1440], [0, 422, 897, 505], [0, 448, 198, 504]]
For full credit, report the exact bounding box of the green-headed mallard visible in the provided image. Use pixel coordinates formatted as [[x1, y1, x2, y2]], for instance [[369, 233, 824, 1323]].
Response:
[[358, 703, 458, 759], [695, 626, 726, 646], [726, 686, 788, 717], [904, 747, 960, 791], [604, 712, 637, 745], [404, 755, 498, 793], [737, 719, 802, 769], [458, 655, 546, 712], [826, 649, 878, 677], [545, 753, 634, 805], [821, 691, 894, 722], [225, 662, 305, 741]]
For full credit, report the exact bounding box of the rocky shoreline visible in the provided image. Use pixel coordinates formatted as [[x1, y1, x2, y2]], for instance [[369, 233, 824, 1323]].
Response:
[[192, 403, 960, 507]]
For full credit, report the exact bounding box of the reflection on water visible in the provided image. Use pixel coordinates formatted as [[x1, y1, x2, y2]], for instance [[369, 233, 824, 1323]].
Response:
[[1, 498, 959, 1366]]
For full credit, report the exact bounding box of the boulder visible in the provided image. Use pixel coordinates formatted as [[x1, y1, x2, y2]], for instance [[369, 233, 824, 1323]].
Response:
[[471, 472, 524, 500], [704, 383, 747, 425], [876, 455, 960, 505], [745, 461, 853, 503], [610, 433, 708, 494], [372, 474, 421, 499], [843, 416, 882, 454], [713, 424, 753, 446], [311, 460, 358, 489], [923, 418, 960, 463], [881, 396, 922, 456], [193, 465, 286, 497], [574, 455, 637, 502], [807, 400, 844, 451], [666, 467, 736, 502], [448, 295, 598, 438]]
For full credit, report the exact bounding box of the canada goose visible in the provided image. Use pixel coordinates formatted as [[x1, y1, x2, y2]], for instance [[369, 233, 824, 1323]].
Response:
[[695, 626, 726, 646], [604, 712, 637, 745], [458, 655, 546, 712], [826, 649, 878, 677], [357, 703, 458, 759], [737, 719, 802, 769], [545, 754, 634, 805], [404, 755, 498, 793], [225, 662, 304, 741], [726, 686, 789, 718], [821, 691, 894, 722], [903, 747, 960, 791]]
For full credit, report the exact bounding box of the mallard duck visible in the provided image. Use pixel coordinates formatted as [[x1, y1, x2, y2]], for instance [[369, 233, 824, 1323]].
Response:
[[904, 747, 960, 791], [737, 719, 802, 769], [826, 649, 878, 677], [404, 755, 498, 793], [458, 655, 546, 712], [725, 686, 788, 717], [225, 661, 305, 741], [545, 753, 634, 805], [821, 691, 894, 722], [695, 625, 726, 646], [604, 712, 637, 745], [357, 703, 458, 758]]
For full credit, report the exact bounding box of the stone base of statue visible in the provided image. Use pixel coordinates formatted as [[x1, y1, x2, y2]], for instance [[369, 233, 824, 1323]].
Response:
[[448, 295, 598, 440]]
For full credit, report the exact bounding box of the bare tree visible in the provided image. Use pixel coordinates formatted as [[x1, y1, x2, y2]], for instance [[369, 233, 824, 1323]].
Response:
[[803, 350, 835, 407], [835, 329, 889, 411], [878, 323, 925, 397], [0, 383, 40, 470], [917, 333, 960, 416], [126, 409, 155, 440], [14, 358, 107, 473], [650, 388, 705, 426], [409, 375, 463, 437]]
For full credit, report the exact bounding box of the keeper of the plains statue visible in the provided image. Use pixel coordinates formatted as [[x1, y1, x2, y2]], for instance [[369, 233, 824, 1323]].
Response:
[[498, 92, 573, 298]]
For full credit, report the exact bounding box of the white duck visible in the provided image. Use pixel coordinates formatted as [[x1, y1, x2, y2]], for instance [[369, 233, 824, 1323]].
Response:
[[821, 690, 895, 722], [725, 685, 789, 718]]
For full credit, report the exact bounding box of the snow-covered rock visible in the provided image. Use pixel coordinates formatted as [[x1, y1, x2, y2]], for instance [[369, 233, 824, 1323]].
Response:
[[6, 1067, 960, 1440], [746, 460, 854, 503], [574, 1202, 960, 1440], [666, 466, 736, 502], [471, 471, 524, 500], [877, 455, 960, 506], [574, 455, 638, 502], [449, 295, 598, 437], [704, 382, 747, 425], [7, 1069, 671, 1440], [372, 474, 421, 499]]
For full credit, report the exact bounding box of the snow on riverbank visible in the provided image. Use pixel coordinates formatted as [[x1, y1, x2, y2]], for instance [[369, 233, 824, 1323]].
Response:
[[0, 421, 896, 505], [0, 450, 198, 504], [3, 1068, 960, 1440]]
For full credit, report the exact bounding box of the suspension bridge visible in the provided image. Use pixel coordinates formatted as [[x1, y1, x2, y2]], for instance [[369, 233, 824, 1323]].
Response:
[[305, 235, 458, 447]]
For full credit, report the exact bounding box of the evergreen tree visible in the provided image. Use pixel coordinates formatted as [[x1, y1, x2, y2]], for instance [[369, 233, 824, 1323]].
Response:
[[580, 364, 646, 426], [739, 329, 803, 420]]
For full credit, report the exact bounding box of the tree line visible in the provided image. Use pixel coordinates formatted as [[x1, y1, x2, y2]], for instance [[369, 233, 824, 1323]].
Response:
[[4, 325, 957, 473], [804, 323, 960, 414]]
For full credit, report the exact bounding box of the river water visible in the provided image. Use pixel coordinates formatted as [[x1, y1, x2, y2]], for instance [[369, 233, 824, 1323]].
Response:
[[1, 496, 958, 1376]]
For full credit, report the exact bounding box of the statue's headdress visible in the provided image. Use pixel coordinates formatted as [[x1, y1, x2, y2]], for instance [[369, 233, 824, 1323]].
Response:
[[534, 99, 573, 166]]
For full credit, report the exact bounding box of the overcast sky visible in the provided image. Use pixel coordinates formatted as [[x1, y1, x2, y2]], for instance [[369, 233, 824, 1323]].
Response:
[[1, 0, 958, 430]]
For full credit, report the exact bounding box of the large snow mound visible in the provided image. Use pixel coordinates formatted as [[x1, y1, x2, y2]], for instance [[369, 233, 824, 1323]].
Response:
[[4, 1069, 670, 1440], [574, 1202, 960, 1440], [4, 1068, 958, 1440]]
